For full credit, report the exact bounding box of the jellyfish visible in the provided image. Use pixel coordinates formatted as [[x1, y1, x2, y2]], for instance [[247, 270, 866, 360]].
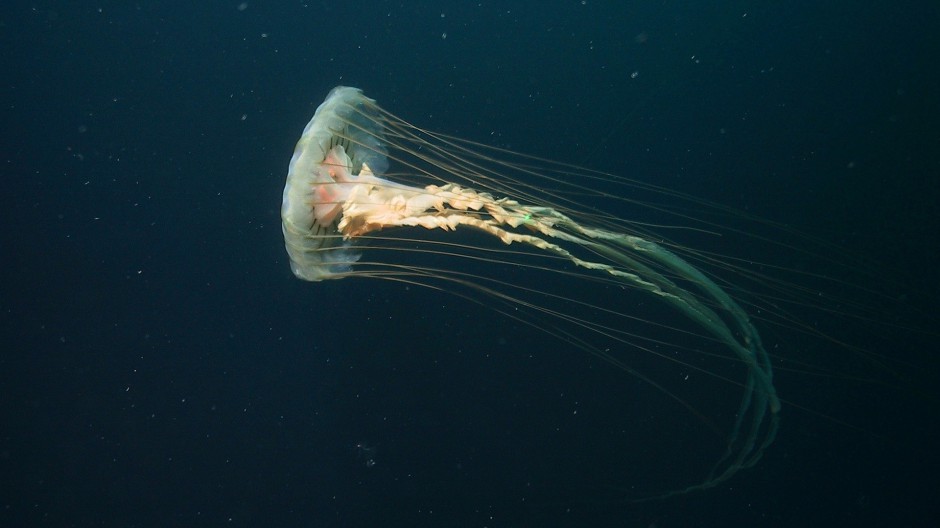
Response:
[[281, 86, 780, 496]]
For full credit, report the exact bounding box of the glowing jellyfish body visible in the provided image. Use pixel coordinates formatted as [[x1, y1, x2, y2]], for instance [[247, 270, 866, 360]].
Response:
[[281, 86, 780, 496]]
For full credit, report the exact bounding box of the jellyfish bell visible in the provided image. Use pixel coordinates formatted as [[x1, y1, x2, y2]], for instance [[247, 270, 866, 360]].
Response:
[[280, 86, 908, 499], [281, 86, 389, 280]]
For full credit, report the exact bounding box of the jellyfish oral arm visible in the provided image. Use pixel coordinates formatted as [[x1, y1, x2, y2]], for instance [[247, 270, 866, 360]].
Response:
[[335, 174, 779, 493]]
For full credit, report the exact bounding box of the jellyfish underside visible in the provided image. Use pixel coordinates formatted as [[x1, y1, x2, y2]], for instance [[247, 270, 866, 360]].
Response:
[[281, 86, 780, 497]]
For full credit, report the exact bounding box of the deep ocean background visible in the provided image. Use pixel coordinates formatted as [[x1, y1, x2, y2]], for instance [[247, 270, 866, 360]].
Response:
[[2, 2, 939, 527]]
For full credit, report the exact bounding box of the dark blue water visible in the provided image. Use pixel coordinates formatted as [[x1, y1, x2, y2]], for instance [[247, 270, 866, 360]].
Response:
[[3, 2, 938, 526]]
